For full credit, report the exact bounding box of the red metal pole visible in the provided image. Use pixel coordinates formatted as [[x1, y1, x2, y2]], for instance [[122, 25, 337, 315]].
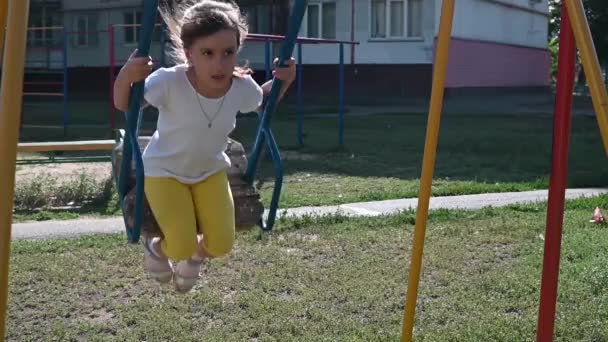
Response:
[[109, 25, 116, 130], [536, 3, 576, 341]]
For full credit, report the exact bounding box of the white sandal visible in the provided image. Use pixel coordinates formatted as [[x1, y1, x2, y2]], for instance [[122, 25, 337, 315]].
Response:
[[173, 258, 204, 293], [143, 238, 173, 284]]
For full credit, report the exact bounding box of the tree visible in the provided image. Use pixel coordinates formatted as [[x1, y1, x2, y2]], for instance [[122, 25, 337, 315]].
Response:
[[549, 0, 608, 62], [548, 0, 608, 86]]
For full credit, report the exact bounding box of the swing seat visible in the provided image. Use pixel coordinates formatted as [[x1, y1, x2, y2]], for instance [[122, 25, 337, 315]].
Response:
[[111, 132, 265, 238]]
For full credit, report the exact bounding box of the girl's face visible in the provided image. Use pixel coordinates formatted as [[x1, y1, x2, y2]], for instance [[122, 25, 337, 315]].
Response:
[[186, 29, 238, 93]]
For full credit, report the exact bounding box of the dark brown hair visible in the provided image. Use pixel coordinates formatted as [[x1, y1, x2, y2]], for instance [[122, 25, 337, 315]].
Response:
[[159, 0, 252, 76]]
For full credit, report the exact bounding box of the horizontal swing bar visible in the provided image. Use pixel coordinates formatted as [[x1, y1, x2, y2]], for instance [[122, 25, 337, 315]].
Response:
[[20, 124, 113, 130], [114, 59, 163, 65], [16, 156, 111, 165], [27, 26, 64, 31], [247, 33, 359, 45], [64, 29, 110, 34], [21, 102, 61, 107], [25, 59, 64, 63], [111, 23, 164, 28], [23, 81, 63, 86], [17, 139, 116, 153], [23, 92, 64, 97]]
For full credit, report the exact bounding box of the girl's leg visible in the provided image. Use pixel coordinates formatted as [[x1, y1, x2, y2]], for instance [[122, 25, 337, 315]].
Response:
[[144, 177, 199, 283], [191, 170, 236, 258], [173, 170, 235, 290]]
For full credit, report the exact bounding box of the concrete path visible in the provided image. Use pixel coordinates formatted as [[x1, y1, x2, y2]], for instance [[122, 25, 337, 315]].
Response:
[[11, 188, 608, 241]]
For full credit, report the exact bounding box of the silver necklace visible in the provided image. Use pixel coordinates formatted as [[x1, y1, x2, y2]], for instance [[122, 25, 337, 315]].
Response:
[[194, 91, 225, 128], [190, 69, 226, 128]]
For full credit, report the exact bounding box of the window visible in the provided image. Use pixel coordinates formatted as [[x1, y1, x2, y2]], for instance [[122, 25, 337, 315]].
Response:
[[124, 10, 162, 44], [28, 15, 46, 47], [371, 0, 423, 39], [124, 10, 142, 44], [27, 6, 61, 48], [153, 15, 163, 42], [245, 5, 272, 34], [76, 16, 88, 46], [407, 0, 423, 38], [304, 2, 336, 39], [73, 14, 98, 47]]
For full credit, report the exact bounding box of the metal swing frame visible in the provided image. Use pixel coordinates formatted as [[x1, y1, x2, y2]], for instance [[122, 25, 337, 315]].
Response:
[[117, 0, 309, 243]]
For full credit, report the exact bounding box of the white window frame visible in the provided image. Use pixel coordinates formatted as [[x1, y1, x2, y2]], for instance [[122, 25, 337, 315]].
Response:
[[73, 14, 89, 47], [302, 1, 336, 39], [123, 9, 141, 45], [27, 9, 60, 48], [369, 0, 423, 41]]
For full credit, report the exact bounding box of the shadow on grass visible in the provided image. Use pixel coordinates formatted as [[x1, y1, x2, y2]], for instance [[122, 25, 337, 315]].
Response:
[[18, 99, 608, 190], [231, 112, 608, 188]]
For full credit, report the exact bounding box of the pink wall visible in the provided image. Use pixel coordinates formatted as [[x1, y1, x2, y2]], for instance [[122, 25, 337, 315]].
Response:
[[436, 37, 552, 88]]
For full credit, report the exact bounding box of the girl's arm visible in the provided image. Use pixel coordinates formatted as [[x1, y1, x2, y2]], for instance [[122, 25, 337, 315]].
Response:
[[259, 57, 297, 106], [113, 72, 134, 113], [113, 50, 153, 112], [260, 78, 291, 102]]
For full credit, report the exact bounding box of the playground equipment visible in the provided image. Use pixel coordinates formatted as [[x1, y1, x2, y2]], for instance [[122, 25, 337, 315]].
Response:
[[1, 1, 30, 339], [113, 133, 265, 238], [17, 140, 115, 153], [113, 0, 308, 244], [22, 26, 69, 135], [113, 0, 160, 243], [19, 22, 357, 148], [245, 33, 359, 146], [16, 139, 116, 165], [3, 1, 608, 341], [16, 33, 359, 165], [109, 28, 358, 146], [400, 0, 608, 342]]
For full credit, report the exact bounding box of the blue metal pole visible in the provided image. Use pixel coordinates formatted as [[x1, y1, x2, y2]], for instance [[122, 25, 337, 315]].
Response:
[[62, 27, 69, 137], [262, 126, 284, 231], [118, 0, 159, 243], [297, 42, 303, 146], [245, 0, 308, 185], [243, 125, 266, 184], [338, 43, 345, 146]]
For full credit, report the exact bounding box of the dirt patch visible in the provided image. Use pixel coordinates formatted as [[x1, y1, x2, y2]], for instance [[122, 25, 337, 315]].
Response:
[[281, 151, 316, 161], [13, 151, 311, 183], [16, 162, 112, 184], [464, 242, 515, 273], [280, 233, 320, 242], [280, 247, 303, 255], [221, 288, 238, 305], [82, 308, 116, 325]]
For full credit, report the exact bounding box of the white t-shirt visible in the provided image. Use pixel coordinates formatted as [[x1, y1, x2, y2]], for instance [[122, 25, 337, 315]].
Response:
[[142, 64, 263, 184]]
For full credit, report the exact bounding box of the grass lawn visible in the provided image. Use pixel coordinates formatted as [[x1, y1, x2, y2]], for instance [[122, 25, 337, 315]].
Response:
[[6, 195, 608, 340], [237, 111, 608, 208], [235, 111, 608, 208], [13, 105, 608, 221]]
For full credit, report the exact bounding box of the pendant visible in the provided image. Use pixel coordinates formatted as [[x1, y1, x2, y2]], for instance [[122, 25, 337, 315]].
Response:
[[208, 122, 212, 128]]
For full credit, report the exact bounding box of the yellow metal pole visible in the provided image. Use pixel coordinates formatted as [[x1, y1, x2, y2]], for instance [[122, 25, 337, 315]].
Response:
[[0, 0, 7, 59], [564, 0, 608, 155], [0, 0, 31, 339], [400, 0, 455, 341]]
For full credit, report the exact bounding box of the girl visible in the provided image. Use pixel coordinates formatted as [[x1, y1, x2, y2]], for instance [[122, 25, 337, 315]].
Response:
[[113, 0, 296, 293]]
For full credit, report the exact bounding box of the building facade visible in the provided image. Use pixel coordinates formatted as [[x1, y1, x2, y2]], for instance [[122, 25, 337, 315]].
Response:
[[24, 0, 551, 101], [291, 0, 551, 98]]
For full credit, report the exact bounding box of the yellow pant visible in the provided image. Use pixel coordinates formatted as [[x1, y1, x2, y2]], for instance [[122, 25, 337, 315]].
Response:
[[144, 170, 235, 260]]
